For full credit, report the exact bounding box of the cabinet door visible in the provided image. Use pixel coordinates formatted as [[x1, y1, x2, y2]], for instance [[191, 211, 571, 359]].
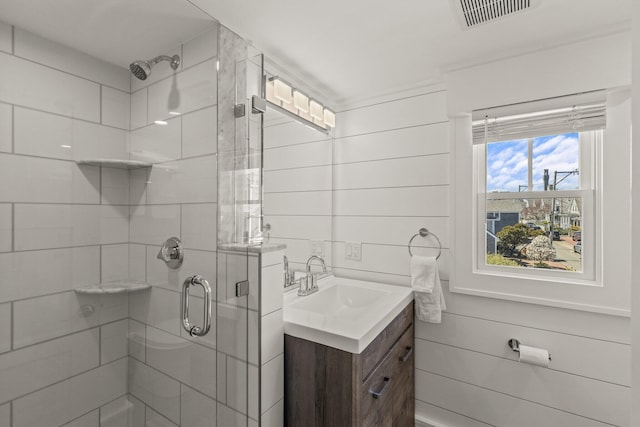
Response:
[[361, 352, 394, 427], [392, 325, 415, 427]]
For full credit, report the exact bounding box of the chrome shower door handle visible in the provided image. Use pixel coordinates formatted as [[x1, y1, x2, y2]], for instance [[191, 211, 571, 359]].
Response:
[[181, 275, 212, 337]]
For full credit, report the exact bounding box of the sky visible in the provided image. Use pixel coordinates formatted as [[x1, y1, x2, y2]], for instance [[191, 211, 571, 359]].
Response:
[[486, 133, 579, 192]]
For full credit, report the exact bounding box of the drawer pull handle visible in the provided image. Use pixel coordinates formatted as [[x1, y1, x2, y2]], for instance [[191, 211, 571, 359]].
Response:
[[400, 346, 413, 363], [369, 377, 391, 399]]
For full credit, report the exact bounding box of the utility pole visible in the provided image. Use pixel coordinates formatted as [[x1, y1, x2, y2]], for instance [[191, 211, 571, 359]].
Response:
[[549, 169, 579, 241]]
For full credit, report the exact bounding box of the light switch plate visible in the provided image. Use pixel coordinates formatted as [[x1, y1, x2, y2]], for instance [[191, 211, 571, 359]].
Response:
[[345, 241, 362, 261]]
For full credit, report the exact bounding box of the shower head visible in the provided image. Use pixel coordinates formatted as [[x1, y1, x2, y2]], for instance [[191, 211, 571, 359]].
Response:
[[129, 54, 180, 80]]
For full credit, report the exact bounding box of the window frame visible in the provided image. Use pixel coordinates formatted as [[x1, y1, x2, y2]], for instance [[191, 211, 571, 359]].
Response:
[[450, 91, 631, 317]]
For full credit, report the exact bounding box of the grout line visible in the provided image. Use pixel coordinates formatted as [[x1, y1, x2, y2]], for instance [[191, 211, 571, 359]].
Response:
[[260, 397, 283, 419], [7, 323, 116, 353], [4, 49, 129, 93], [11, 103, 128, 131], [11, 25, 14, 55], [10, 301, 14, 351], [99, 85, 103, 125], [6, 243, 122, 255], [98, 319, 102, 366], [10, 203, 14, 252], [10, 104, 15, 154], [6, 201, 130, 208], [3, 357, 128, 407]]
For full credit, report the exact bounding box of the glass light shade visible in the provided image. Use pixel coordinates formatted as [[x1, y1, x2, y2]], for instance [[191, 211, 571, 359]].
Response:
[[293, 90, 309, 112], [266, 79, 276, 103], [273, 79, 292, 104], [309, 100, 323, 120], [323, 109, 336, 127]]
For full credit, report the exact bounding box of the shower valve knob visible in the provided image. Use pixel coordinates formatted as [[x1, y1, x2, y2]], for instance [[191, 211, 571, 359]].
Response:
[[157, 237, 184, 269]]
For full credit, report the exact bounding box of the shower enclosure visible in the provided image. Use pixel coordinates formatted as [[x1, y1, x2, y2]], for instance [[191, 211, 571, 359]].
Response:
[[0, 2, 267, 426]]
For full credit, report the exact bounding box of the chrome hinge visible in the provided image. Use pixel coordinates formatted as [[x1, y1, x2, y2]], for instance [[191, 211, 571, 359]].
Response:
[[252, 95, 266, 114], [234, 103, 246, 118], [236, 280, 250, 297]]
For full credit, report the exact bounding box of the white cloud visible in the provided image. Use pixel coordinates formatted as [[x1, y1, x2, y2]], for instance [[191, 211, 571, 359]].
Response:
[[487, 134, 580, 192]]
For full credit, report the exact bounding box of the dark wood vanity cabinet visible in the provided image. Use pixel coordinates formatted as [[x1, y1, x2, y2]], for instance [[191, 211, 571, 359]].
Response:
[[285, 302, 415, 427]]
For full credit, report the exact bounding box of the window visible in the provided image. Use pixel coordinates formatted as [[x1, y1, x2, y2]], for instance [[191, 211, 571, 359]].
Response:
[[482, 131, 590, 275], [450, 89, 633, 316]]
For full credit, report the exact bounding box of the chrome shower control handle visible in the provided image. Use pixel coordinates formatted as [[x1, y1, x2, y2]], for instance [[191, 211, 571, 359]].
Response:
[[181, 275, 212, 337], [157, 237, 184, 269]]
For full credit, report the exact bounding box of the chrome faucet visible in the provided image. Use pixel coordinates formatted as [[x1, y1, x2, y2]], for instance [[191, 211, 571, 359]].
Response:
[[283, 255, 293, 287], [299, 255, 326, 296]]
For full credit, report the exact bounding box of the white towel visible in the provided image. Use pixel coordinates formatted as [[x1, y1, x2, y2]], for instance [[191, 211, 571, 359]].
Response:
[[411, 255, 446, 323]]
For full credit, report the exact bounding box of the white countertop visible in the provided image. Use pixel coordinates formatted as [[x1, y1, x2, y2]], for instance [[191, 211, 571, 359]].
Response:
[[283, 275, 414, 354]]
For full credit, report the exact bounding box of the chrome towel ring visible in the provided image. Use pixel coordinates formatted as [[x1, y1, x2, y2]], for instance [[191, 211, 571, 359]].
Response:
[[408, 227, 442, 259]]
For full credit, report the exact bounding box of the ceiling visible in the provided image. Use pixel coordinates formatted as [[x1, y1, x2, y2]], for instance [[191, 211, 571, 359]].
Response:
[[0, 0, 632, 107]]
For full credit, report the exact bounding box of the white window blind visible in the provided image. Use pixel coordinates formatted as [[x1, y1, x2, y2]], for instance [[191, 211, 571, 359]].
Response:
[[471, 90, 607, 144]]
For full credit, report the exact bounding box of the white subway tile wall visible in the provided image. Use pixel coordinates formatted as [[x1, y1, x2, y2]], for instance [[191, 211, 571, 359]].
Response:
[[124, 23, 234, 427], [12, 359, 127, 427], [1, 21, 228, 427], [101, 86, 131, 129], [13, 107, 129, 161]]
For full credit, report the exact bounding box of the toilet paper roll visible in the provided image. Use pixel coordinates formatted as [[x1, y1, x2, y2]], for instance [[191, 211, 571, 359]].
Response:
[[518, 344, 550, 367]]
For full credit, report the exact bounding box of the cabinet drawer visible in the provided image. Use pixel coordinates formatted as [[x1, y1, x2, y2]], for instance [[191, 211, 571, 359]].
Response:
[[361, 350, 394, 427], [392, 323, 415, 427], [360, 303, 414, 381]]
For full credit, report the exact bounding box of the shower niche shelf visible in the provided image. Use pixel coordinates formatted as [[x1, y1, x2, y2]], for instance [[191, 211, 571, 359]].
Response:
[[74, 281, 151, 295], [76, 159, 152, 169]]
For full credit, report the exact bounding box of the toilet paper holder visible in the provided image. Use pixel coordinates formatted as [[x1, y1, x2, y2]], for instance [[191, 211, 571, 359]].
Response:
[[508, 338, 552, 361]]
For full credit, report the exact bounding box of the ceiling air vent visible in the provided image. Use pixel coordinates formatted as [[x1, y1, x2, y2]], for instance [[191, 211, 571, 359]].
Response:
[[454, 0, 536, 28]]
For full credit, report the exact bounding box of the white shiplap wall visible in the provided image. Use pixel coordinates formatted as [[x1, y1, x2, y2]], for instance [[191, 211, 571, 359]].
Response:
[[333, 88, 630, 427], [263, 115, 333, 272]]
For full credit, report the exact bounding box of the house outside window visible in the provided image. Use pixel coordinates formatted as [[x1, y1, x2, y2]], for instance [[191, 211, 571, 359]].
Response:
[[483, 132, 588, 273]]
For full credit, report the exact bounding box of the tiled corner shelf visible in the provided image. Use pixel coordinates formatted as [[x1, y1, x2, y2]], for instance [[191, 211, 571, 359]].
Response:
[[74, 281, 151, 295], [76, 159, 152, 169]]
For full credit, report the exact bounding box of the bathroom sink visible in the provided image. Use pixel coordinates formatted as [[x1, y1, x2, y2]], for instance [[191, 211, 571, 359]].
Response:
[[284, 275, 413, 354], [289, 283, 389, 316]]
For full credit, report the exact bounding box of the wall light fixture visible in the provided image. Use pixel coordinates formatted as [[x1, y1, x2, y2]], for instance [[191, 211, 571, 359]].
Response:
[[266, 77, 335, 131]]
